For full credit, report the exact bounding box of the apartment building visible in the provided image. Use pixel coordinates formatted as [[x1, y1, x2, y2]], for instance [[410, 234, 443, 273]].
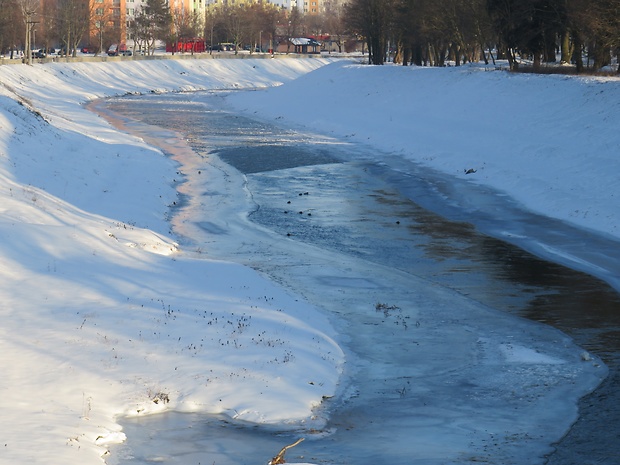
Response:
[[206, 0, 321, 13]]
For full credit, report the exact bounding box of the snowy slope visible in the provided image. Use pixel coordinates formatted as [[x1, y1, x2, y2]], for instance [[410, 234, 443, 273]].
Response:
[[0, 57, 616, 465], [0, 57, 342, 465]]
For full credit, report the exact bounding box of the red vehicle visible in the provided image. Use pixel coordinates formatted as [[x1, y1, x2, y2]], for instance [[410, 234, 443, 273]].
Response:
[[166, 39, 206, 54]]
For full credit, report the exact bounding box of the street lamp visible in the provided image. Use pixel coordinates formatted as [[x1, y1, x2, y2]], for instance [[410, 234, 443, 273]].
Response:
[[209, 14, 213, 55]]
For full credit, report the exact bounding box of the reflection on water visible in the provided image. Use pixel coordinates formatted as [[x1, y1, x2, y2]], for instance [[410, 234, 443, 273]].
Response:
[[100, 92, 620, 465]]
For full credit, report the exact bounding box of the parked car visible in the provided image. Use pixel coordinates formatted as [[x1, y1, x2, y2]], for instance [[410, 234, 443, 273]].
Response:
[[33, 49, 47, 58], [107, 43, 127, 56], [57, 48, 75, 56], [211, 43, 236, 52], [120, 49, 133, 56]]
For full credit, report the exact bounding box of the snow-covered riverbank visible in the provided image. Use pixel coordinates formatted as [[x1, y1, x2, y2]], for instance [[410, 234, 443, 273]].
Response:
[[0, 58, 344, 465], [0, 57, 616, 464]]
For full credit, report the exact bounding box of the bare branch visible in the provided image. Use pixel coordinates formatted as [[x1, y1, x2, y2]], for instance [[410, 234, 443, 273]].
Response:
[[268, 438, 305, 465]]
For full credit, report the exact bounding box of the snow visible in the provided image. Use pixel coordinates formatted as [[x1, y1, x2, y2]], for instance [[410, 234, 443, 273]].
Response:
[[0, 56, 615, 464], [498, 342, 567, 365]]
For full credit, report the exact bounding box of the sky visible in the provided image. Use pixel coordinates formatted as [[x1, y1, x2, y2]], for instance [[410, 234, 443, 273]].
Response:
[[0, 56, 616, 465]]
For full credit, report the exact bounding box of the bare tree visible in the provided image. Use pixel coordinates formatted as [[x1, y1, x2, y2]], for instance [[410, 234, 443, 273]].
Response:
[[323, 1, 347, 52], [92, 2, 116, 55], [486, 0, 566, 70], [219, 4, 246, 53], [282, 7, 302, 53], [57, 0, 92, 57], [171, 7, 203, 54], [571, 0, 620, 71], [0, 0, 24, 58], [204, 9, 216, 51], [244, 3, 264, 53], [345, 0, 395, 64]]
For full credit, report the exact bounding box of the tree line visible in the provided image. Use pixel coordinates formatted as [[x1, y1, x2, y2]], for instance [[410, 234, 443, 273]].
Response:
[[171, 2, 350, 55], [0, 0, 340, 58], [344, 0, 620, 71], [1, 0, 618, 73], [0, 0, 173, 57]]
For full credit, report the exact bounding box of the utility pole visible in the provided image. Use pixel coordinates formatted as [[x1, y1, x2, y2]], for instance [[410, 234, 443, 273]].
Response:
[[26, 18, 39, 65], [20, 0, 39, 65]]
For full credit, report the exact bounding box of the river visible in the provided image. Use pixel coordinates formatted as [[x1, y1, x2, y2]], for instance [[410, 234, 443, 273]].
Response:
[[92, 91, 619, 465]]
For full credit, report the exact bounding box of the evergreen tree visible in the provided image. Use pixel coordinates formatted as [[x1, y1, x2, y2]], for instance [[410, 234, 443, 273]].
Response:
[[130, 0, 172, 55]]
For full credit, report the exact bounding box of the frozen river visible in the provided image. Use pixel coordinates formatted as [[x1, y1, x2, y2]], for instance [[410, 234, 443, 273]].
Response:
[[94, 92, 618, 465]]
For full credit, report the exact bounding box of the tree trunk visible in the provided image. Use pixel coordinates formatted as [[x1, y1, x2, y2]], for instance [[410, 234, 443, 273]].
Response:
[[411, 44, 422, 66], [507, 48, 518, 70], [592, 40, 610, 70], [402, 45, 410, 66], [393, 40, 403, 64], [560, 29, 570, 64], [572, 33, 583, 73], [369, 35, 384, 65], [452, 43, 461, 66], [486, 44, 496, 65], [544, 30, 556, 63], [435, 45, 447, 66], [533, 52, 541, 70]]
